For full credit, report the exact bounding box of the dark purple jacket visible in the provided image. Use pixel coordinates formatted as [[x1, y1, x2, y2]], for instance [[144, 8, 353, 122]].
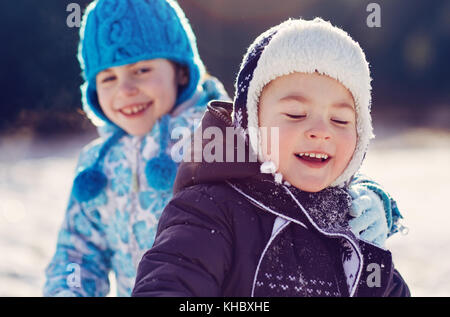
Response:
[[132, 101, 410, 297]]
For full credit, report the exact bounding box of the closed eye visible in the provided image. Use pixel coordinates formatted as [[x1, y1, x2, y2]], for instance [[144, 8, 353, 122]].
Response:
[[332, 119, 349, 125], [285, 114, 306, 119]]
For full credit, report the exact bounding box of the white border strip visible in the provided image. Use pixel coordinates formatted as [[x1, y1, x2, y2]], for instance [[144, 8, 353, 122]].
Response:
[[227, 182, 308, 230]]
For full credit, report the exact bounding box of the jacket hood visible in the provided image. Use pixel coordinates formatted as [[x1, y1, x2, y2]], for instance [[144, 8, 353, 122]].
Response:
[[173, 101, 261, 194]]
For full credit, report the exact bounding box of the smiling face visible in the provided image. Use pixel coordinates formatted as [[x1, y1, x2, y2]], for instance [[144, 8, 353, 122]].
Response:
[[258, 72, 357, 192], [96, 59, 187, 136]]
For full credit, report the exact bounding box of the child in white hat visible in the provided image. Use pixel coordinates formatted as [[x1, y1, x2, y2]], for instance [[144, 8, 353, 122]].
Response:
[[132, 18, 409, 297]]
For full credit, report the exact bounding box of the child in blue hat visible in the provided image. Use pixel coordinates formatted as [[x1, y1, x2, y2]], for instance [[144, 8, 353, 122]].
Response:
[[44, 0, 229, 297], [45, 1, 404, 297]]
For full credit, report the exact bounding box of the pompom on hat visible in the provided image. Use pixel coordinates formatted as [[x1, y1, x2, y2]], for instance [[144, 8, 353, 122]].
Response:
[[78, 0, 205, 127], [73, 114, 176, 202], [73, 129, 125, 202], [233, 18, 375, 188]]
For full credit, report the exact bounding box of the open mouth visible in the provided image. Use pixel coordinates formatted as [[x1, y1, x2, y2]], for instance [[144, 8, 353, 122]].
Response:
[[295, 152, 331, 168], [119, 102, 152, 117]]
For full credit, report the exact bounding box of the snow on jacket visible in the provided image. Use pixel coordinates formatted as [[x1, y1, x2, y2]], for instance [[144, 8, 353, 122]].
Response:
[[132, 101, 410, 297], [44, 78, 229, 297]]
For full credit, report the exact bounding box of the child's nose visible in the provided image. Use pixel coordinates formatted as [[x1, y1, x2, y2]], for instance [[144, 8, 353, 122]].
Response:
[[305, 121, 331, 141], [118, 80, 139, 97]]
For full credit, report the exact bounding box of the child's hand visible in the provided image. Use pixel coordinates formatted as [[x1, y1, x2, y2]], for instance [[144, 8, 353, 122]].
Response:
[[348, 185, 388, 247], [54, 290, 79, 297]]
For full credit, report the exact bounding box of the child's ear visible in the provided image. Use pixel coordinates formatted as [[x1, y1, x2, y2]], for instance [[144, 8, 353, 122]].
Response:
[[176, 65, 189, 86]]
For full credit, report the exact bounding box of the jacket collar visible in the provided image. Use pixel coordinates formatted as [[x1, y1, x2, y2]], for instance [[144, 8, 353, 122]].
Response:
[[227, 176, 367, 297], [173, 100, 261, 194]]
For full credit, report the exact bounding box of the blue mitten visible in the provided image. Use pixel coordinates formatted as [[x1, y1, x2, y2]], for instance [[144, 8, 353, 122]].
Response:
[[350, 173, 406, 238], [348, 184, 388, 247]]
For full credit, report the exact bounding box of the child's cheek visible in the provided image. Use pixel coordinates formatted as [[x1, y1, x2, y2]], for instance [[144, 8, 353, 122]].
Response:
[[276, 124, 295, 161], [146, 76, 177, 101], [97, 90, 112, 114], [339, 129, 358, 163]]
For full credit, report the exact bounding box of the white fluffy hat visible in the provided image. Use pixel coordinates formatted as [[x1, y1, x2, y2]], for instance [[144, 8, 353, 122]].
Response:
[[233, 18, 374, 187]]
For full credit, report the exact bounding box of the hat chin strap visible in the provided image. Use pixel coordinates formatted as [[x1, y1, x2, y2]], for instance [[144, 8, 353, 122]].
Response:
[[144, 114, 178, 191], [72, 129, 126, 202]]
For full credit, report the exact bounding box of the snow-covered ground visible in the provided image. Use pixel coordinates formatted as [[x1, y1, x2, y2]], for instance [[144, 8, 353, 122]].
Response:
[[0, 127, 449, 296]]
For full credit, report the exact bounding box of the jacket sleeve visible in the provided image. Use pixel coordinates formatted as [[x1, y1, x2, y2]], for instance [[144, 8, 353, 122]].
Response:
[[132, 186, 233, 297], [43, 144, 112, 297], [383, 267, 411, 297]]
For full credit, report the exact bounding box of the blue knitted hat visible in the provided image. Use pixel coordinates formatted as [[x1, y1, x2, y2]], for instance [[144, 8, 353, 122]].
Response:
[[78, 0, 205, 127], [73, 0, 202, 202]]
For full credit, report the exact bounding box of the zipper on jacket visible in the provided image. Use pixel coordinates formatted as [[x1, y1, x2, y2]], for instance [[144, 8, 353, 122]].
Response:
[[132, 171, 139, 192], [207, 103, 234, 126], [130, 136, 143, 269], [132, 137, 141, 193]]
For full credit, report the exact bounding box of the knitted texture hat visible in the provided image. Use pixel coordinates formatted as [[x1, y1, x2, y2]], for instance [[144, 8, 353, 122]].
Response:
[[233, 18, 374, 188], [78, 0, 205, 127], [73, 0, 204, 202]]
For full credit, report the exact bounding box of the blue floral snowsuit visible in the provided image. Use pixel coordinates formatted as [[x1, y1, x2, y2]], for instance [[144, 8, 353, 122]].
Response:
[[44, 78, 229, 296]]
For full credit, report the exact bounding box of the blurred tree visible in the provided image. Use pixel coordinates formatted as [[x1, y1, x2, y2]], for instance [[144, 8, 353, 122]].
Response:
[[0, 0, 448, 134], [0, 0, 92, 134]]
